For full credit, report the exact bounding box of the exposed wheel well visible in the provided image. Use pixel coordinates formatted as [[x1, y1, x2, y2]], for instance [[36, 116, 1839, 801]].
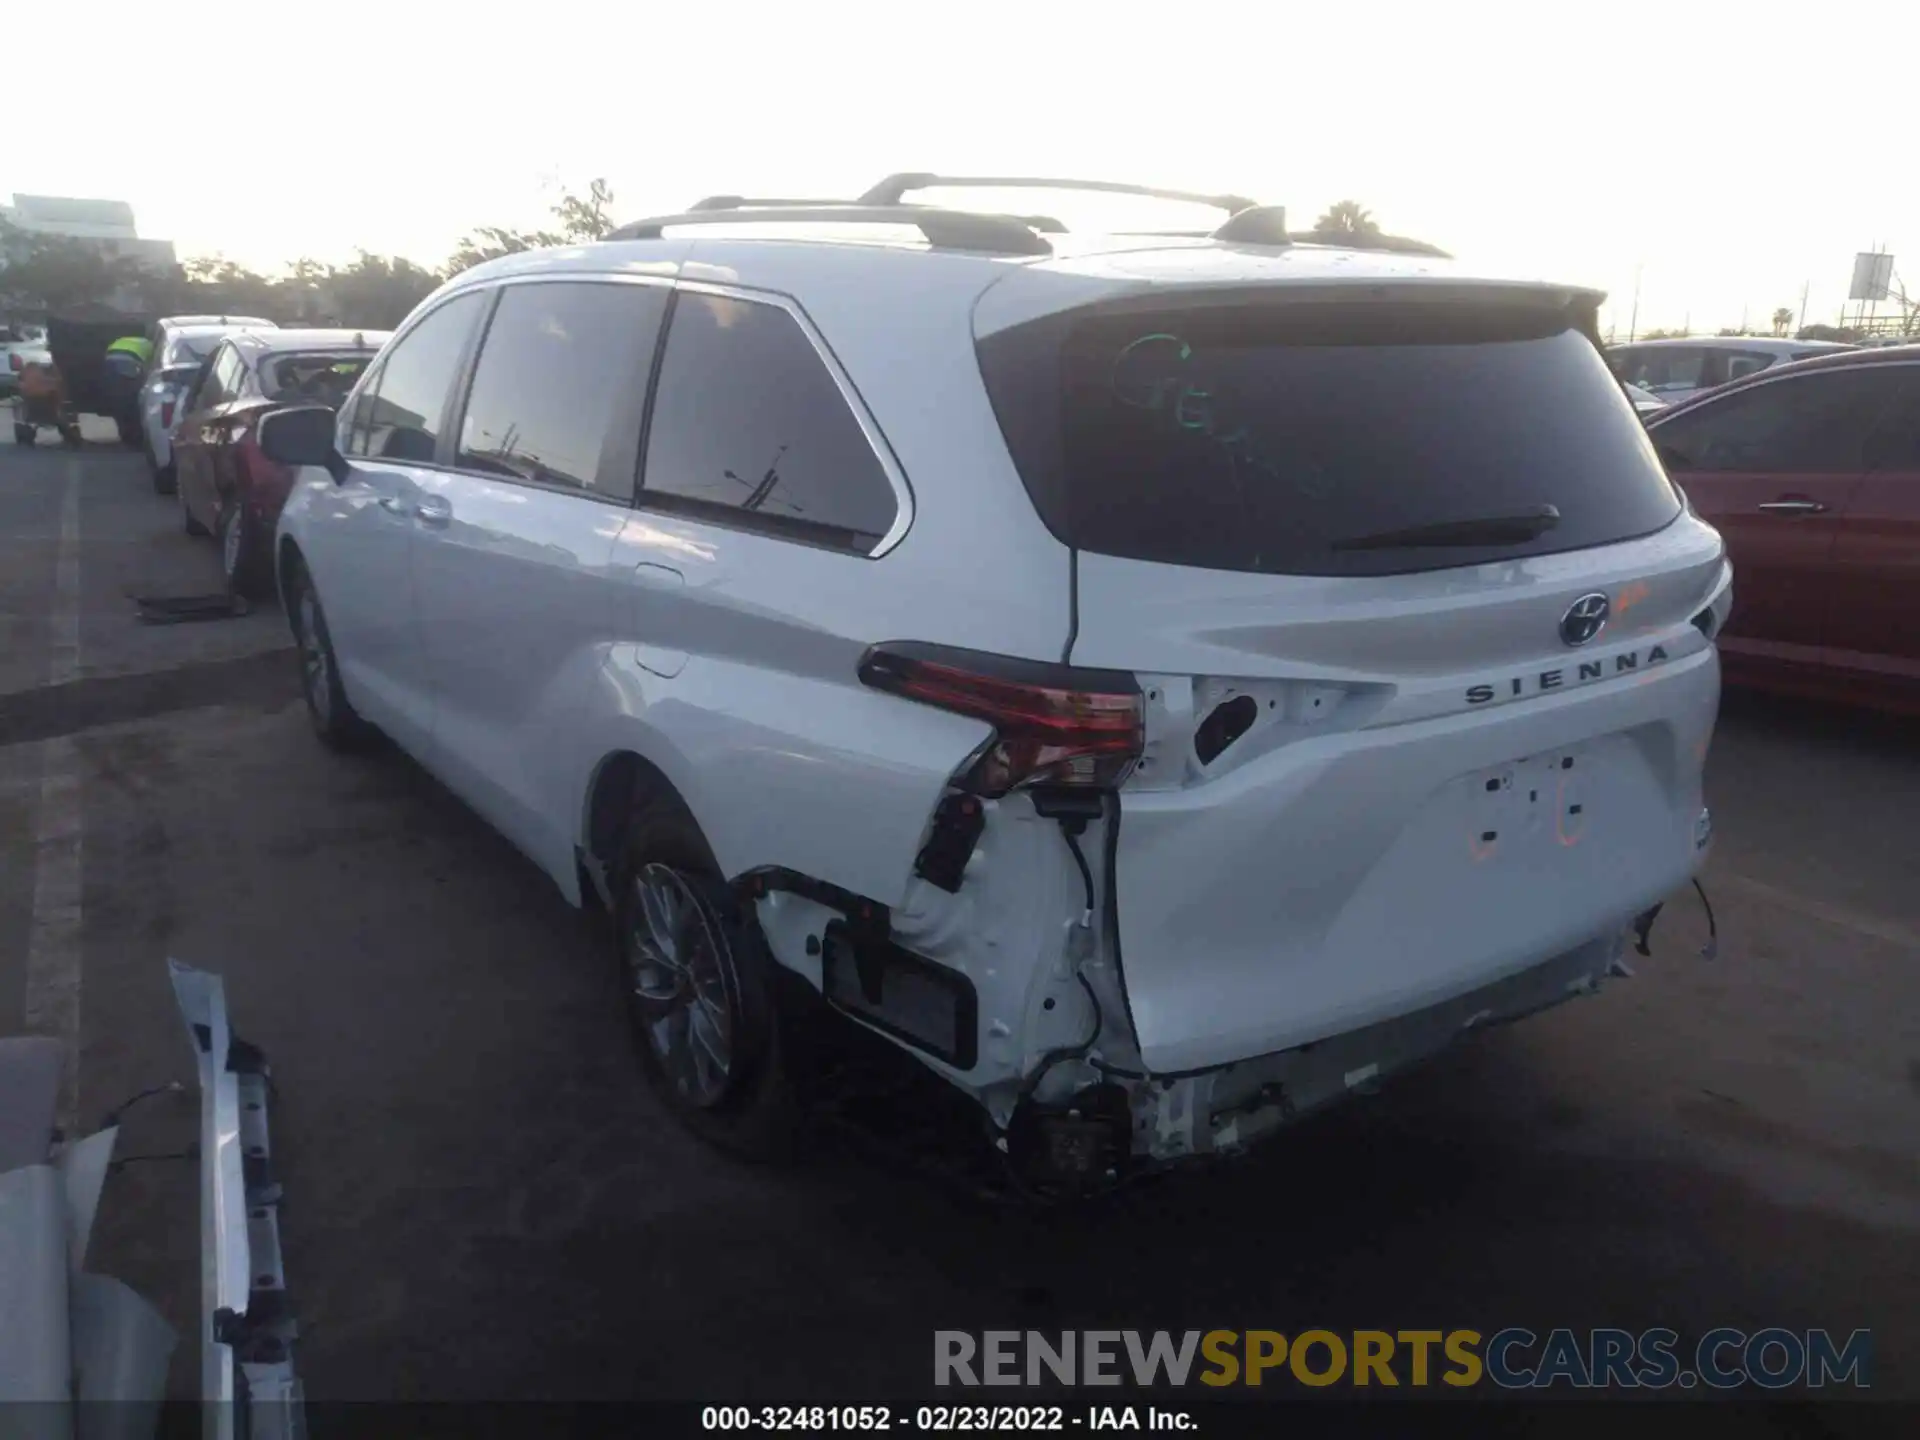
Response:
[[583, 751, 715, 875]]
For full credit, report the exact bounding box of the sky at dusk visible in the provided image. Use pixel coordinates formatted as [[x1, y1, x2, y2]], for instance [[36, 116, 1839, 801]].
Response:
[[20, 0, 1920, 336]]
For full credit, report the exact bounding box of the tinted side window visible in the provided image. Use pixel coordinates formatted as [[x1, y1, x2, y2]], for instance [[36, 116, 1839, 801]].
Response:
[[1863, 369, 1920, 470], [641, 293, 899, 551], [456, 281, 665, 502], [353, 291, 484, 464], [1724, 351, 1776, 382], [1622, 347, 1707, 394], [1653, 368, 1906, 473], [199, 347, 239, 408], [341, 363, 380, 457]]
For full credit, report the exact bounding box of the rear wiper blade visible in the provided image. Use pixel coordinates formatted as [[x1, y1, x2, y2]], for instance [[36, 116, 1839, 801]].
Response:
[[1329, 504, 1561, 551]]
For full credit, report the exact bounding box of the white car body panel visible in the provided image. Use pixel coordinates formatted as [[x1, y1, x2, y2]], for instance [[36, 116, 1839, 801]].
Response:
[[1078, 524, 1727, 1070], [288, 461, 436, 755], [274, 222, 1728, 1157]]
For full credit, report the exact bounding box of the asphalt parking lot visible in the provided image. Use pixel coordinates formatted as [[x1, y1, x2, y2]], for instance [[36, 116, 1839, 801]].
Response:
[[2, 433, 1917, 1407]]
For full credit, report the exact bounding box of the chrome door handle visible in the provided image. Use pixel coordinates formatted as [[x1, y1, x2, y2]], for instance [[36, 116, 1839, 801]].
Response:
[[1756, 500, 1827, 514], [414, 496, 452, 527], [377, 496, 412, 517]]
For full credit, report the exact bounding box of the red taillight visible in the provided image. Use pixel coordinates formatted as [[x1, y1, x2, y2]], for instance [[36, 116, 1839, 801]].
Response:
[[858, 643, 1144, 797], [8, 354, 20, 372], [161, 399, 175, 428]]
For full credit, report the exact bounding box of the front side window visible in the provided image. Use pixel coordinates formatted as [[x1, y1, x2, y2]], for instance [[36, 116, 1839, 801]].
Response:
[[1652, 367, 1907, 473], [350, 291, 484, 464], [641, 293, 900, 551], [456, 281, 666, 501]]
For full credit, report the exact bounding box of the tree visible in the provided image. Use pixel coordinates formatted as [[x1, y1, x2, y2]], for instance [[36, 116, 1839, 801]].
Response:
[[1772, 307, 1794, 337], [551, 178, 617, 242], [447, 178, 616, 275], [324, 251, 442, 329], [1643, 327, 1691, 340], [1314, 200, 1380, 238]]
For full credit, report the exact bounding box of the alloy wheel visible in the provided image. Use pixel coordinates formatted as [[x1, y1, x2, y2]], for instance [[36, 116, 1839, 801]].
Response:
[[628, 864, 739, 1108], [296, 588, 331, 725]]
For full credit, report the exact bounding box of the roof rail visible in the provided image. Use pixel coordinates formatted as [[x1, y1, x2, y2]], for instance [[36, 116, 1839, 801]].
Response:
[[860, 172, 1262, 216], [689, 192, 1070, 233], [688, 194, 848, 211], [606, 206, 1053, 256]]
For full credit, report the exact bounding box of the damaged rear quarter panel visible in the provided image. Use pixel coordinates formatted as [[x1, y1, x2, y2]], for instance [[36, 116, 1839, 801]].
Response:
[[569, 511, 1070, 910]]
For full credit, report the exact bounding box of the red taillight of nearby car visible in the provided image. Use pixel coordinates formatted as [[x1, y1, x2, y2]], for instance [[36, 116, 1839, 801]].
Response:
[[858, 642, 1144, 796], [8, 354, 20, 373]]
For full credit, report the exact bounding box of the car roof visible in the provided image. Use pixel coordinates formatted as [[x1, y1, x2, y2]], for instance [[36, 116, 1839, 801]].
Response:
[[1610, 336, 1853, 355], [1646, 342, 1920, 423], [159, 314, 276, 329], [433, 229, 1604, 342], [233, 328, 390, 357]]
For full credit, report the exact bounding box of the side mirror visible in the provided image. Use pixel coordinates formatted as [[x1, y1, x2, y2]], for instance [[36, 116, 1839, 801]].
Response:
[[158, 364, 202, 386], [259, 405, 349, 483]]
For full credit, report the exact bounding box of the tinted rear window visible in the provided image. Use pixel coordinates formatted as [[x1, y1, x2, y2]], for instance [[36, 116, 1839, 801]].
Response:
[[978, 298, 1683, 577], [262, 352, 374, 405], [166, 334, 222, 365]]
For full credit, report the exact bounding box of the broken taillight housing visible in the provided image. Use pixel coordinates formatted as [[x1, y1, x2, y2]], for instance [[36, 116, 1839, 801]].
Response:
[[858, 642, 1143, 797]]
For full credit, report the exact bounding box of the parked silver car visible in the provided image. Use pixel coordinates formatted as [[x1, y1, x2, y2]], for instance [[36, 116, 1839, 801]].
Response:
[[1607, 336, 1854, 403], [140, 317, 276, 491]]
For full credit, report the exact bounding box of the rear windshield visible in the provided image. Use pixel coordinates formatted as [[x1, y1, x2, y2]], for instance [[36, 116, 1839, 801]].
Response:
[[165, 334, 223, 366], [263, 352, 373, 405], [977, 298, 1683, 578]]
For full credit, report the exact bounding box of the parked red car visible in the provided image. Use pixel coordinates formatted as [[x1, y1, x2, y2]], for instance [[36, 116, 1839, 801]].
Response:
[[171, 330, 389, 597], [1646, 345, 1920, 714]]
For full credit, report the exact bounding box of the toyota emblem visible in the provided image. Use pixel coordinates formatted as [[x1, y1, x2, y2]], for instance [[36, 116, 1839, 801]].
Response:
[[1560, 592, 1611, 647]]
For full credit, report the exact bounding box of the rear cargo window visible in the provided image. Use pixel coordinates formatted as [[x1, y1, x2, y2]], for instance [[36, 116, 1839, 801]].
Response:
[[977, 298, 1683, 578], [263, 352, 372, 405]]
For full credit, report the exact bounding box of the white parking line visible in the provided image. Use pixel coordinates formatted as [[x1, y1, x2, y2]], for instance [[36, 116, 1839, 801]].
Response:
[[23, 459, 85, 1135], [48, 461, 81, 687]]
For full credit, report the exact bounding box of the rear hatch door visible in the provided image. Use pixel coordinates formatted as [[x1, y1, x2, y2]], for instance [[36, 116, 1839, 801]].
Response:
[[976, 276, 1729, 1071]]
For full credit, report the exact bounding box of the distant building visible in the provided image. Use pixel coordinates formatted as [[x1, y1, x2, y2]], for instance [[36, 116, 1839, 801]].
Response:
[[0, 193, 179, 314], [1, 194, 140, 239]]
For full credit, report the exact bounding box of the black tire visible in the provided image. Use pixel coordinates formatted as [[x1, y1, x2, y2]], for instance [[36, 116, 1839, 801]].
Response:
[[180, 481, 209, 537], [285, 560, 370, 750], [13, 424, 32, 447], [218, 502, 270, 600], [613, 804, 799, 1160], [153, 458, 177, 496]]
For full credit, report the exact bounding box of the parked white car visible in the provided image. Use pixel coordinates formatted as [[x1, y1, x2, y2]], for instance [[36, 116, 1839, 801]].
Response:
[[1607, 335, 1854, 403], [141, 316, 276, 492], [262, 188, 1731, 1190], [0, 323, 48, 398]]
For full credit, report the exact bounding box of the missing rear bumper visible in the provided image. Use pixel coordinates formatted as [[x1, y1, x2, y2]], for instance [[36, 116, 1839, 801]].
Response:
[[1136, 929, 1626, 1162]]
